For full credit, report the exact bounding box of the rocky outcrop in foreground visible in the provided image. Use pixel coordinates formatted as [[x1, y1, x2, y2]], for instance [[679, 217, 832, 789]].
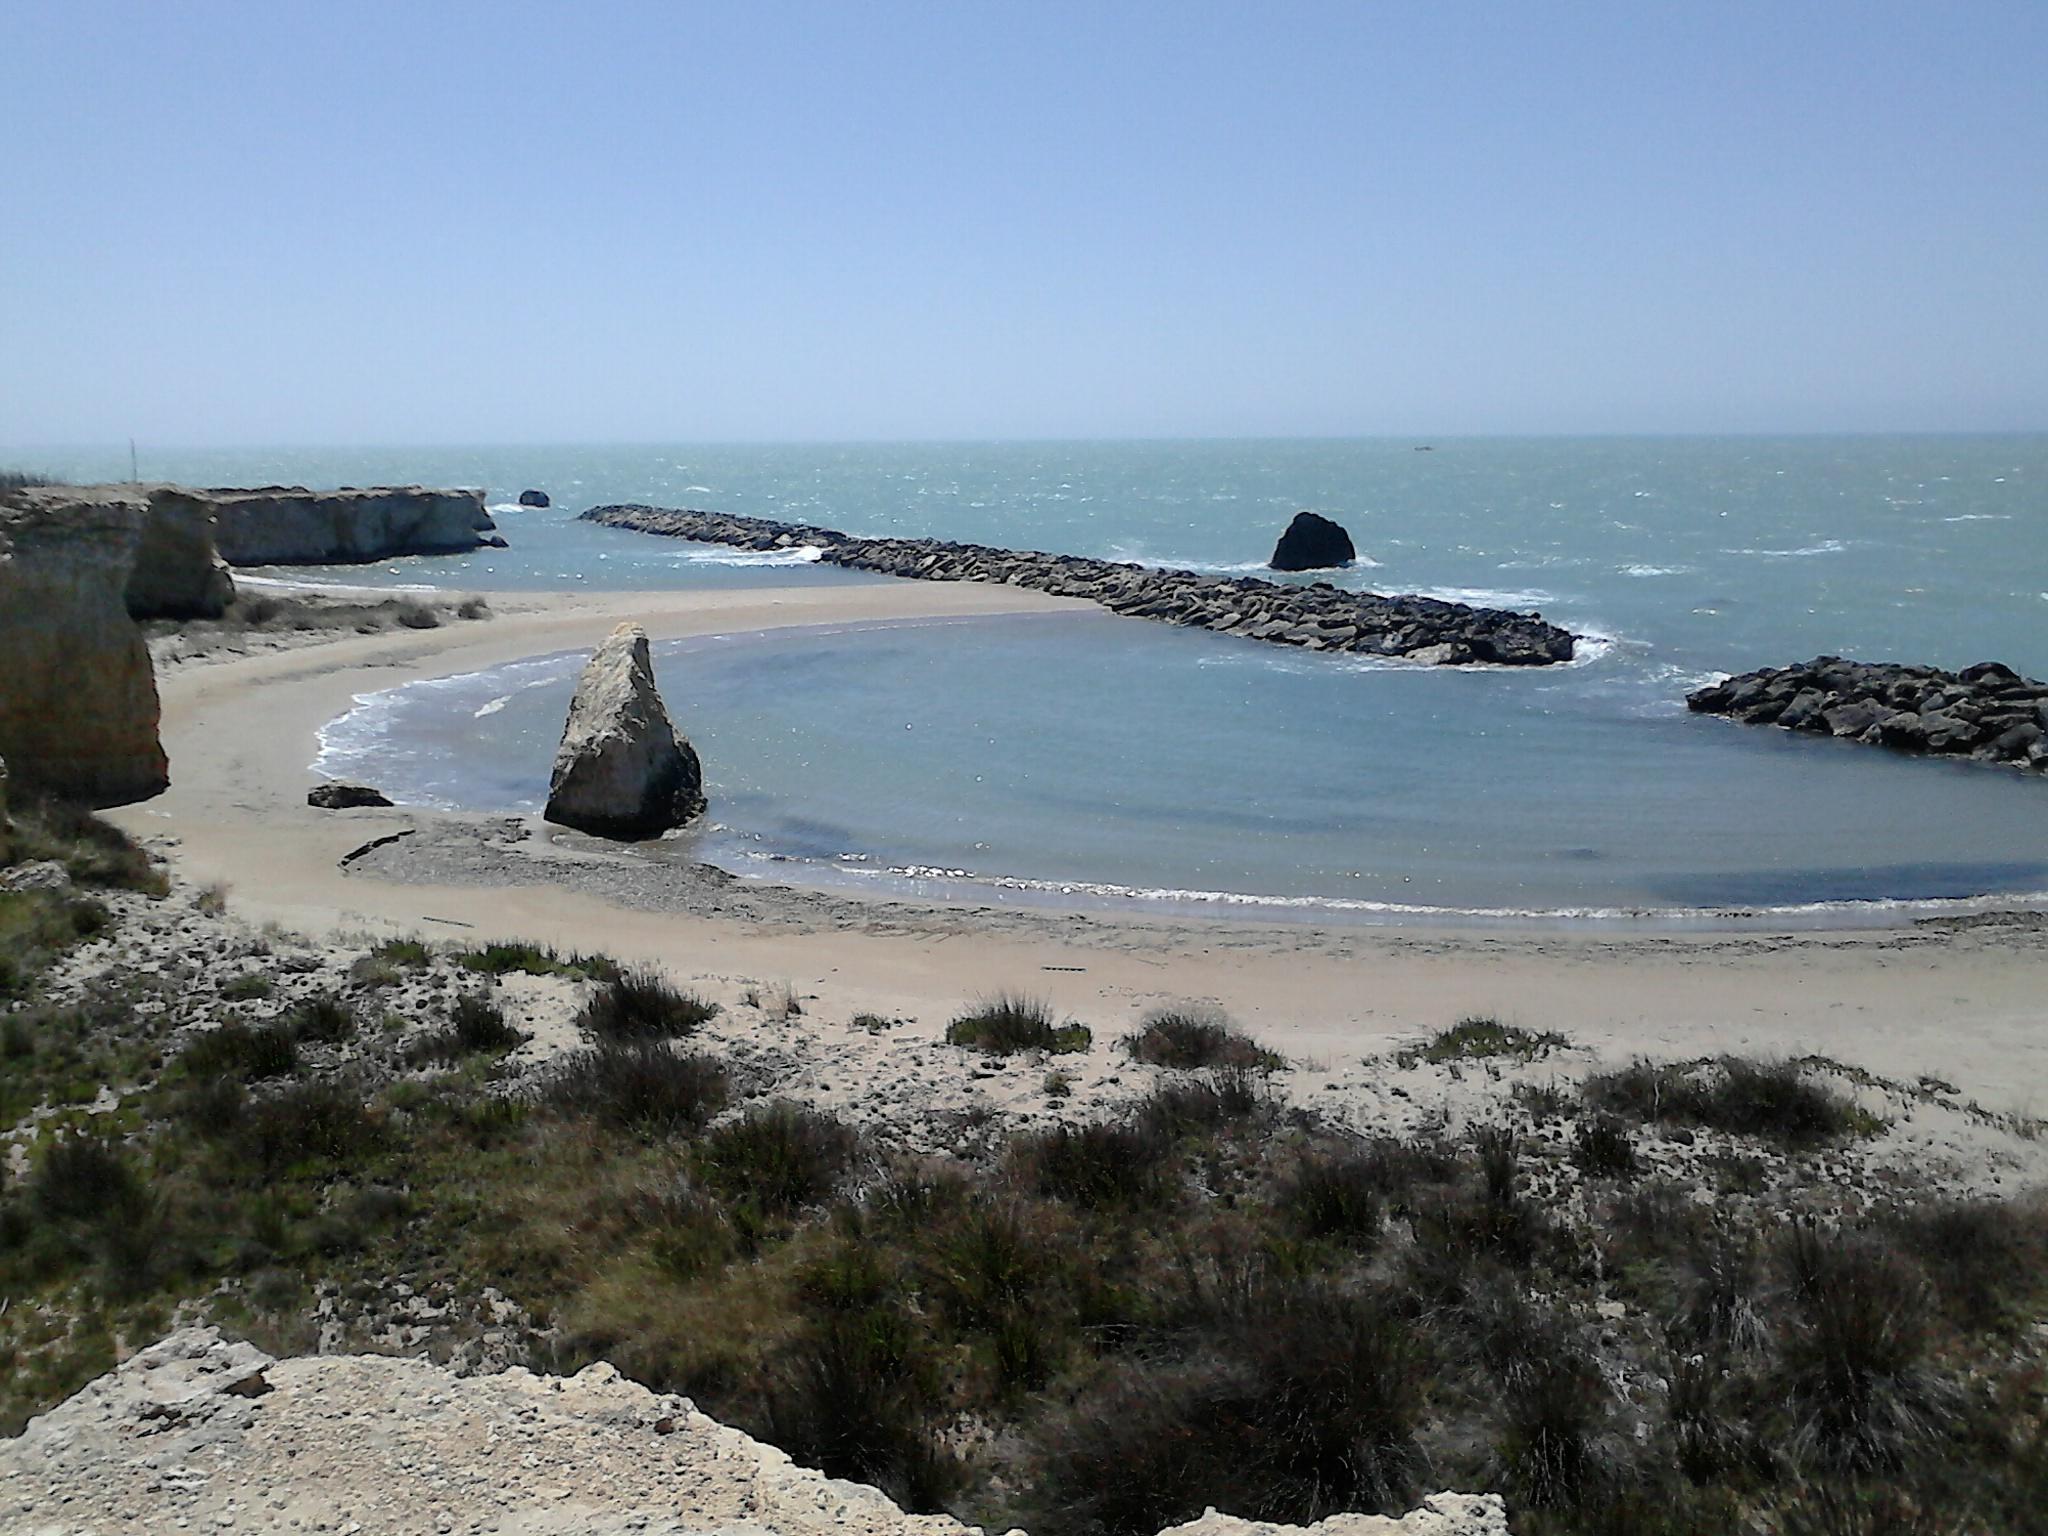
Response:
[[1269, 510, 1357, 571], [1688, 656, 2048, 772], [545, 622, 707, 838], [0, 486, 168, 806], [582, 506, 1577, 667], [0, 1329, 1506, 1536], [201, 485, 506, 565]]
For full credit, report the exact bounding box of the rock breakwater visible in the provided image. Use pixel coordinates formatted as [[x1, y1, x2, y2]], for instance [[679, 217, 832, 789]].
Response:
[[582, 505, 1577, 666], [1688, 656, 2048, 772]]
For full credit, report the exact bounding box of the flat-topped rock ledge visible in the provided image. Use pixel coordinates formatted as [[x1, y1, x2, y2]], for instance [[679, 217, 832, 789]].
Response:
[[199, 484, 506, 565], [1688, 656, 2048, 772], [582, 505, 1578, 666]]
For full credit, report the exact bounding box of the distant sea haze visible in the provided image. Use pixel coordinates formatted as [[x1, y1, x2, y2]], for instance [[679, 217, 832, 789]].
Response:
[[97, 435, 2048, 923]]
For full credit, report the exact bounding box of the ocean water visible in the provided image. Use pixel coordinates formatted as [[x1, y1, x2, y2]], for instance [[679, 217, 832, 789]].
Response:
[[47, 437, 2048, 922]]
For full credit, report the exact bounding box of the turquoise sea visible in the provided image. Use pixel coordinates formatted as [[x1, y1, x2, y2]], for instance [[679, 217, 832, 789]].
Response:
[[41, 437, 2048, 923]]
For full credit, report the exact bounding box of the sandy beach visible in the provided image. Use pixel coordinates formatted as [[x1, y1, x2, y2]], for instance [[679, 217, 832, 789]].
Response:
[[99, 580, 2048, 1119]]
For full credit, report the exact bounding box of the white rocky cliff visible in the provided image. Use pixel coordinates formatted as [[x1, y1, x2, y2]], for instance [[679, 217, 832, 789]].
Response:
[[201, 484, 505, 565], [0, 1330, 1508, 1536], [0, 485, 169, 806], [544, 622, 707, 839]]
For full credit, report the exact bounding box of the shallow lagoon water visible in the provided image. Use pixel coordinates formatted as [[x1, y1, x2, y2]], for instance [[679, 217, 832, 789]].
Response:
[[318, 610, 2048, 923]]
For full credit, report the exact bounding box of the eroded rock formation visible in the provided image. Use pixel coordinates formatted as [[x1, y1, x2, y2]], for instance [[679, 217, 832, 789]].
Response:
[[0, 1329, 1508, 1536], [1269, 510, 1357, 571], [0, 486, 168, 806], [545, 623, 706, 838], [519, 488, 551, 507], [581, 506, 1577, 667], [1688, 656, 2048, 773], [200, 485, 506, 565], [127, 487, 237, 619]]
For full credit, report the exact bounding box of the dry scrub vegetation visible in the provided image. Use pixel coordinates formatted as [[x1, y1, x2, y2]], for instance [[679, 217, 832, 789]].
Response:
[[3, 810, 2047, 1535]]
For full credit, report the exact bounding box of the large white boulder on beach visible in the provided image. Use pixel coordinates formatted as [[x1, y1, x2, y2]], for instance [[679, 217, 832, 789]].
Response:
[[544, 622, 705, 839]]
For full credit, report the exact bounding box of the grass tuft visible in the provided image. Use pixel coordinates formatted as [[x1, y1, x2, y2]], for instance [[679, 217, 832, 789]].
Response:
[[698, 1103, 859, 1213], [1415, 1016, 1569, 1064], [1587, 1056, 1879, 1148], [947, 993, 1091, 1055], [577, 969, 719, 1042], [547, 1042, 728, 1135], [1124, 1007, 1284, 1071]]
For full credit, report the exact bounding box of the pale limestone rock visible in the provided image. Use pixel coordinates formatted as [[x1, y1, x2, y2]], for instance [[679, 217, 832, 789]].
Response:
[[0, 486, 168, 806], [127, 487, 236, 618], [2, 1328, 1497, 1536], [1158, 1495, 1509, 1536], [544, 623, 705, 839], [200, 484, 504, 565]]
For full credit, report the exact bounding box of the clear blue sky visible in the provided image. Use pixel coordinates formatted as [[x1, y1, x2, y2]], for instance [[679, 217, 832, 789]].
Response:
[[4, 0, 2044, 444]]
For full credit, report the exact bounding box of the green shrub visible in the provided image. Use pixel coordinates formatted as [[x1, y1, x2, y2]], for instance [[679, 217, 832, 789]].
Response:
[[179, 1021, 298, 1082], [577, 970, 718, 1041], [1777, 1224, 1952, 1474], [285, 992, 355, 1045], [238, 1083, 385, 1174], [30, 1136, 143, 1222], [1280, 1152, 1384, 1247], [456, 941, 620, 980], [1572, 1115, 1640, 1179], [1136, 1067, 1272, 1139], [547, 1042, 728, 1135], [698, 1103, 858, 1213], [1016, 1120, 1173, 1210], [219, 974, 274, 1001], [1587, 1057, 1878, 1148], [947, 994, 1091, 1055], [1415, 1017, 1568, 1064], [1124, 1008, 1283, 1071], [1029, 1286, 1425, 1532], [410, 992, 525, 1064]]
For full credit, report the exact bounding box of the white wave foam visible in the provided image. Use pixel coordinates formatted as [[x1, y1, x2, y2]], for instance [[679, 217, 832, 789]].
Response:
[[1617, 564, 1691, 578], [731, 851, 2048, 930], [1721, 540, 1847, 559], [474, 695, 512, 718], [669, 544, 823, 568], [235, 573, 445, 595], [1943, 514, 2012, 523], [1410, 585, 1556, 609]]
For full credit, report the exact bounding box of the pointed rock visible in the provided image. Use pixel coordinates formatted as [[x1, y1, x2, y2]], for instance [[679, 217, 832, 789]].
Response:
[[544, 624, 705, 839]]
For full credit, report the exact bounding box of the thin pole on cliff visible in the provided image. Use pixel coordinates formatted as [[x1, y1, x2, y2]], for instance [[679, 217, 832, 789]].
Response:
[[129, 438, 138, 484]]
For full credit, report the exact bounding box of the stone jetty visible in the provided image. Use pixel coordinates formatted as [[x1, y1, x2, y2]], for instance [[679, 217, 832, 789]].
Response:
[[581, 505, 1577, 666], [1688, 656, 2048, 772]]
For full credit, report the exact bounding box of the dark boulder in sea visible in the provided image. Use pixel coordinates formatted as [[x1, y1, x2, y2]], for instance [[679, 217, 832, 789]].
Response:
[[1268, 511, 1357, 572], [1688, 656, 2048, 774], [308, 783, 394, 809], [544, 623, 706, 840], [518, 489, 550, 508]]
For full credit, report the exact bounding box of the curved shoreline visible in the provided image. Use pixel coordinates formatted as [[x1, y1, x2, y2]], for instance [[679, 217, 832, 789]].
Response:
[[94, 579, 2048, 1115], [305, 610, 2048, 934]]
